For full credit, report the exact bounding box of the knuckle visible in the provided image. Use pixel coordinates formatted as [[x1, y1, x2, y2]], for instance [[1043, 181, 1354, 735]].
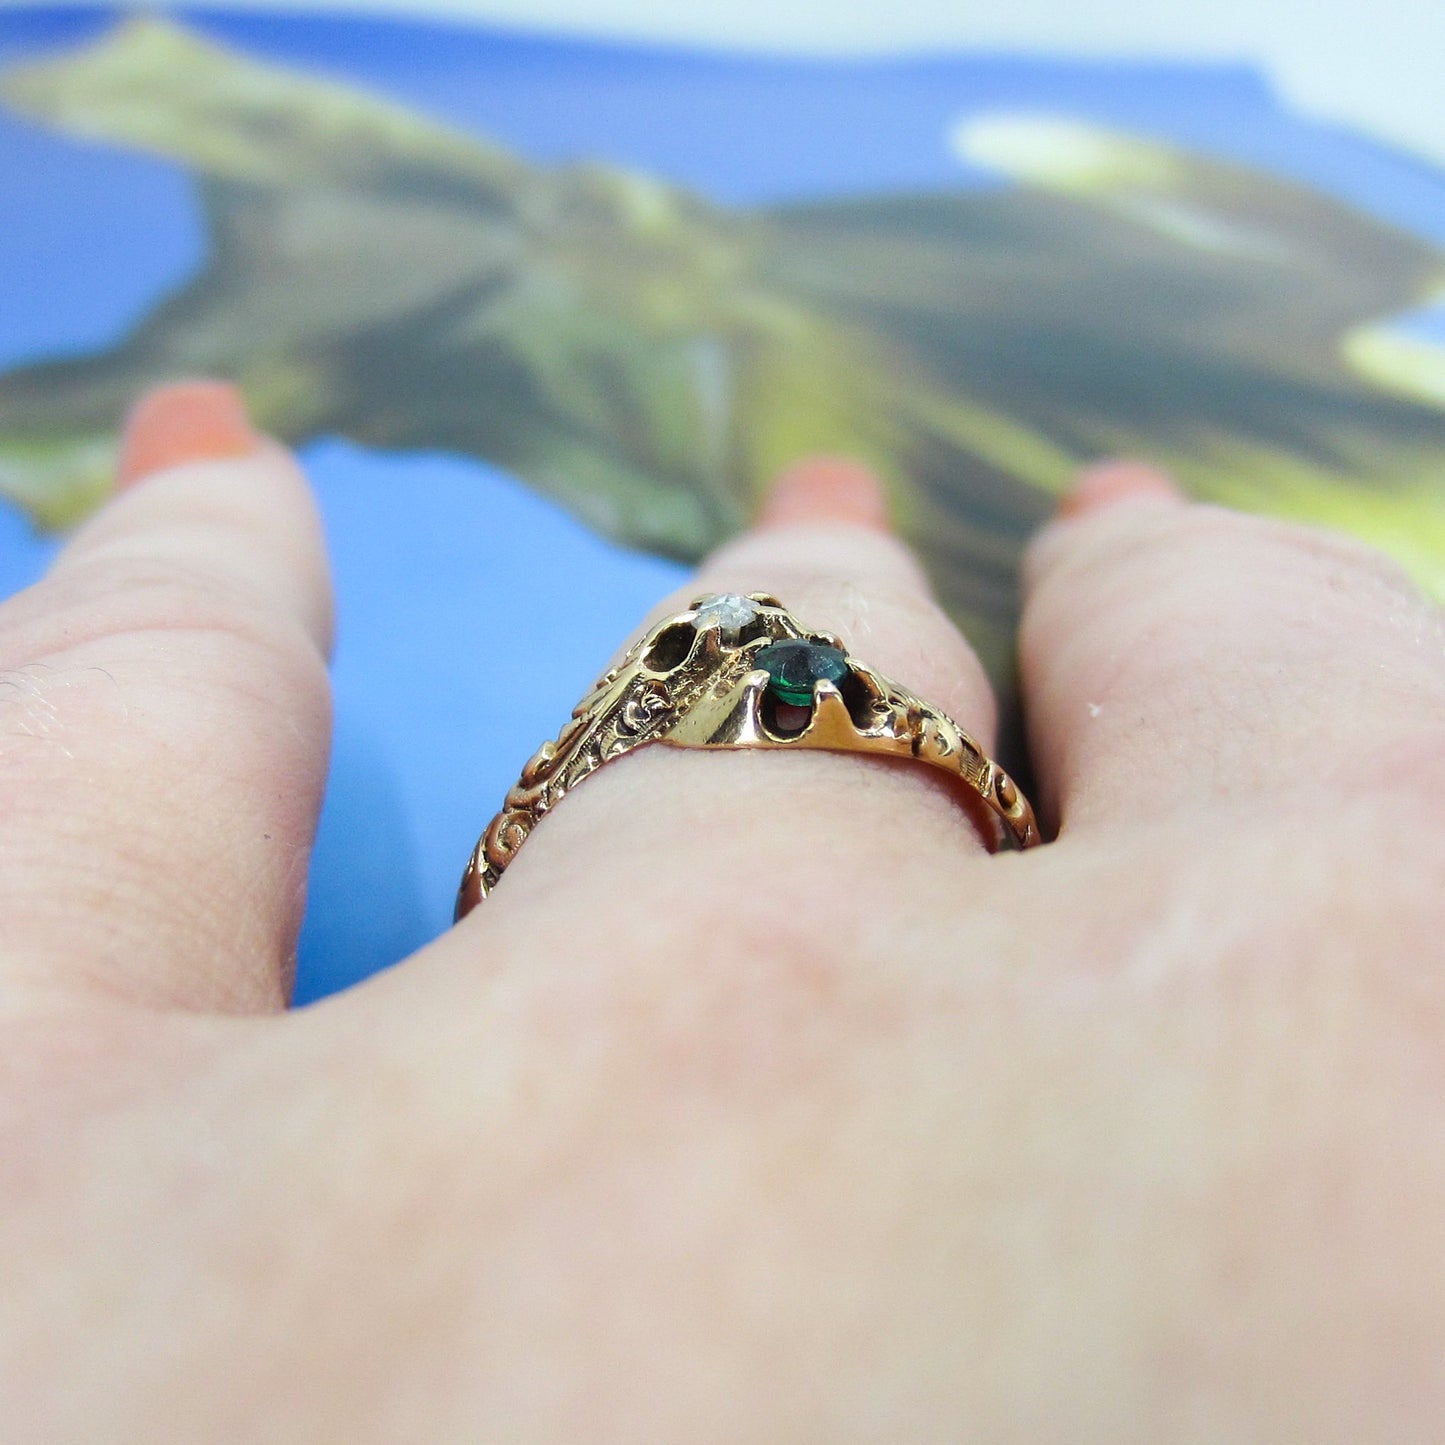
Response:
[[1035, 503, 1441, 660], [0, 551, 325, 676], [0, 657, 125, 758], [1058, 503, 1431, 615], [1198, 508, 1434, 622], [1253, 513, 1426, 598], [516, 891, 884, 1105], [0, 555, 329, 772]]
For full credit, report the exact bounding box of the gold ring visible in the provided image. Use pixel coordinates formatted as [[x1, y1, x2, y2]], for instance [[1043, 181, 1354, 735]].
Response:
[[455, 592, 1040, 919]]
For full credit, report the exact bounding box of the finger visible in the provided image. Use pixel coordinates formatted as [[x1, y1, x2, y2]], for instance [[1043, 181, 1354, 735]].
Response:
[[638, 455, 996, 745], [692, 456, 997, 757], [1020, 460, 1445, 835], [591, 457, 996, 767], [0, 382, 333, 1014], [455, 456, 1003, 974]]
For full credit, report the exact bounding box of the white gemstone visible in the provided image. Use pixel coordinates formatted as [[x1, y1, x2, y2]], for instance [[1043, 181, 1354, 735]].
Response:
[[691, 593, 759, 640]]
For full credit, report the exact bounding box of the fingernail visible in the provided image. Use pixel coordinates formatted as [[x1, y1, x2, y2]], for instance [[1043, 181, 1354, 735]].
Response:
[[117, 380, 260, 491], [1057, 460, 1182, 520], [758, 456, 891, 532]]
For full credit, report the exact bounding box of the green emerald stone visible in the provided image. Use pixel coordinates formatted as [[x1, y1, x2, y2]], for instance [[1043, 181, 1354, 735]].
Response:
[[755, 639, 849, 707]]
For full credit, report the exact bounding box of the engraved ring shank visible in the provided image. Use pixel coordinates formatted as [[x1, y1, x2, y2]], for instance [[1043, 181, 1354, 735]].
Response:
[[455, 595, 1039, 919]]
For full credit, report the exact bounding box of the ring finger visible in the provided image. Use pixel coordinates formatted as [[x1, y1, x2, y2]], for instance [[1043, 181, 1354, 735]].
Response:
[[449, 457, 1005, 973]]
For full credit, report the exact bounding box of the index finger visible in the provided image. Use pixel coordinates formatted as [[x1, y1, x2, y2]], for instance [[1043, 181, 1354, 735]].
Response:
[[0, 383, 334, 1016]]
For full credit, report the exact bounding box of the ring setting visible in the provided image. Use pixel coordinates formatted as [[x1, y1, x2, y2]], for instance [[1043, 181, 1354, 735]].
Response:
[[455, 592, 1040, 919]]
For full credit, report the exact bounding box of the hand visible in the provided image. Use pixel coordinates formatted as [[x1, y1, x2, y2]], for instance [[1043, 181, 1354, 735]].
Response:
[[3, 383, 1442, 1441]]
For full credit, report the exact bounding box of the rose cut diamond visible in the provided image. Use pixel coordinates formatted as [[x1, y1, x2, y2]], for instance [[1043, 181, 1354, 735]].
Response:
[[691, 593, 758, 641]]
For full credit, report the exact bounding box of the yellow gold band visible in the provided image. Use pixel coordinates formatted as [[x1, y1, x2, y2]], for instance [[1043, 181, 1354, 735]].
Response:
[[456, 593, 1039, 920]]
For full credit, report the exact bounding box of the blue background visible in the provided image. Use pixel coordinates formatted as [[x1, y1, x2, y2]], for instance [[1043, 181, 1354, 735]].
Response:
[[2, 6, 1443, 999]]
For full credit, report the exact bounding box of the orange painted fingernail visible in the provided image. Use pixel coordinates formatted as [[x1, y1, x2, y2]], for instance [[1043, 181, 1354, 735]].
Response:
[[758, 456, 891, 532], [1057, 460, 1182, 520], [117, 380, 260, 491]]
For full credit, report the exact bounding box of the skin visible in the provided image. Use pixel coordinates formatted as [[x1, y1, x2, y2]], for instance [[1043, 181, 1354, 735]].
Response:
[[1, 384, 1444, 1442]]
